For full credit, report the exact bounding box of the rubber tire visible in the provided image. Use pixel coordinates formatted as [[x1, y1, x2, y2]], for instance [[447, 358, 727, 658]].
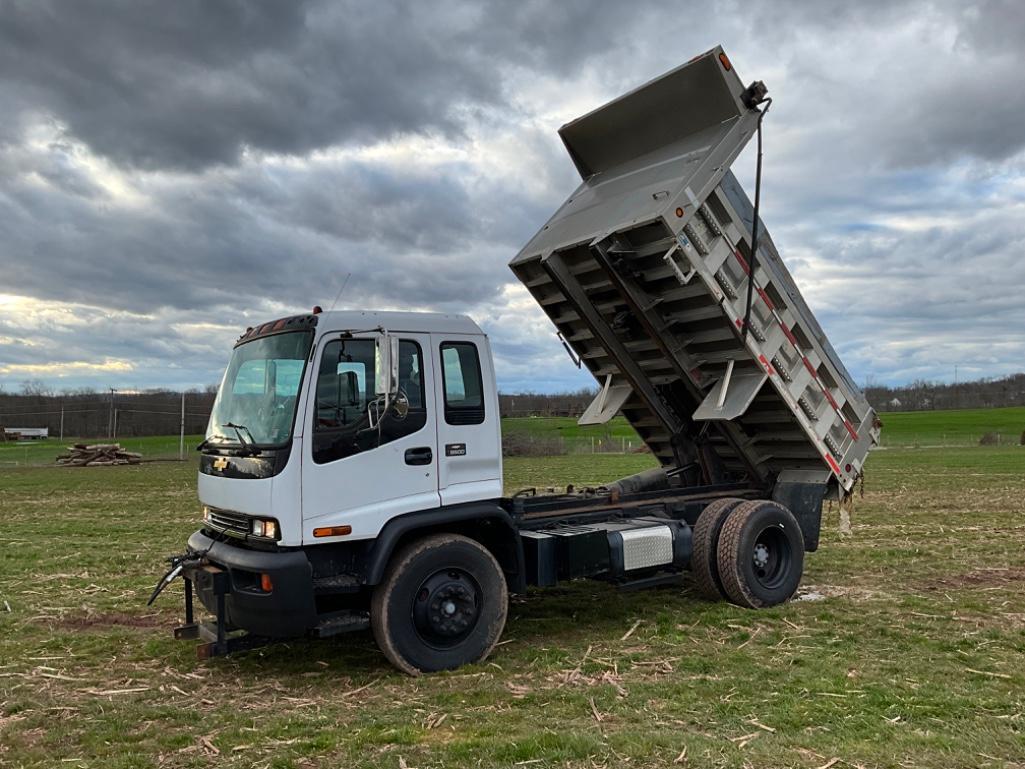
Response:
[[371, 533, 508, 676], [717, 500, 804, 608], [691, 498, 745, 600]]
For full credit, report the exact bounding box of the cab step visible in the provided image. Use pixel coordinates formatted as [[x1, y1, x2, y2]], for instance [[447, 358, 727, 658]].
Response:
[[312, 611, 369, 638], [313, 574, 363, 594], [615, 571, 686, 592]]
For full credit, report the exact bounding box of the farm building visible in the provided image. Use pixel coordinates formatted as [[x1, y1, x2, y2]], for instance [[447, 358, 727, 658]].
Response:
[[2, 427, 49, 440]]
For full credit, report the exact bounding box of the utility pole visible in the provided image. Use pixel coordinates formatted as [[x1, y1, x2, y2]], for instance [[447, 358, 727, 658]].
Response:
[[108, 388, 116, 439], [179, 391, 186, 461], [59, 405, 64, 442]]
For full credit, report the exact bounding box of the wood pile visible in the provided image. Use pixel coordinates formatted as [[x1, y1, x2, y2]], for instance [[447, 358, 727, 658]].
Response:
[[57, 443, 143, 467]]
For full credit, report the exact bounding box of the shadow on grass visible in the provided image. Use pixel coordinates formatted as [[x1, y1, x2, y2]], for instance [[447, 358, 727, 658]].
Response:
[[155, 577, 721, 681]]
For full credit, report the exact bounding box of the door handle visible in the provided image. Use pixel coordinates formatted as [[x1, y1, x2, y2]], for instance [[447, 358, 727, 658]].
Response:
[[404, 447, 433, 465]]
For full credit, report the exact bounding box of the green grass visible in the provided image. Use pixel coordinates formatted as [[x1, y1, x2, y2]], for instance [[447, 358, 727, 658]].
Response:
[[2, 438, 1024, 767], [879, 406, 1025, 447], [502, 406, 1025, 450], [0, 434, 206, 466], [501, 416, 638, 440]]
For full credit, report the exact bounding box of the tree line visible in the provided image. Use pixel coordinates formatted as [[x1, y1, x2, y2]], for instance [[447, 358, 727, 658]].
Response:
[[864, 372, 1025, 412]]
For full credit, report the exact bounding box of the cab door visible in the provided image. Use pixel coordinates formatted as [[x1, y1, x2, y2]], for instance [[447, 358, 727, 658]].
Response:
[[301, 332, 440, 541], [431, 334, 502, 506]]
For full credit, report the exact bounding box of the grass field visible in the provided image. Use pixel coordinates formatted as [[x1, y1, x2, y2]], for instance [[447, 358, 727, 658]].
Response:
[[501, 407, 1025, 450], [0, 434, 205, 466], [876, 406, 1025, 447], [1, 429, 1024, 768]]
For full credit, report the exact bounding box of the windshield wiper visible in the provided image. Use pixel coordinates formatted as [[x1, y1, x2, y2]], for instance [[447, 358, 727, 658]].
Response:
[[222, 422, 262, 456]]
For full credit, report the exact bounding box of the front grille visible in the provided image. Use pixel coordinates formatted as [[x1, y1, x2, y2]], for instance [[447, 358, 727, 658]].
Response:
[[206, 507, 250, 537]]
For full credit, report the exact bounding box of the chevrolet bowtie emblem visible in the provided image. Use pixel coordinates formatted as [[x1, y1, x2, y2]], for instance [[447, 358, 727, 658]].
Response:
[[212, 457, 229, 471]]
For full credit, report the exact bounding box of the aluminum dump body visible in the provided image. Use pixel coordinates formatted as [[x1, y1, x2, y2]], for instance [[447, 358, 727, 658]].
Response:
[[511, 46, 879, 494]]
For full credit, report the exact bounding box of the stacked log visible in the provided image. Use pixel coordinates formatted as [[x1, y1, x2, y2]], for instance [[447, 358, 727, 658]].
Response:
[[56, 443, 143, 467]]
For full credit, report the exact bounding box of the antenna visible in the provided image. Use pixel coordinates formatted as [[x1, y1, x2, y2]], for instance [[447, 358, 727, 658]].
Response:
[[329, 272, 352, 311]]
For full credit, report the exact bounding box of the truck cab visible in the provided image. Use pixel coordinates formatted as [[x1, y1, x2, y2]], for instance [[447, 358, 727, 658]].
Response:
[[198, 311, 502, 548]]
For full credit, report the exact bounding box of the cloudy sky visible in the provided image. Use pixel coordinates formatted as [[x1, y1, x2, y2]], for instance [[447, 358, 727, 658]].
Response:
[[1, 0, 1023, 395]]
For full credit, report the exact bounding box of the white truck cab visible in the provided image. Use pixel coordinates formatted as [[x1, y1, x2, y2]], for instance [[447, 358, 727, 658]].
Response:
[[197, 311, 502, 548], [161, 47, 877, 675]]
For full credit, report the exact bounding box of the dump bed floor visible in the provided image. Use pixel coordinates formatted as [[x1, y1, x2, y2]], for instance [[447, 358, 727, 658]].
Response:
[[511, 47, 879, 493]]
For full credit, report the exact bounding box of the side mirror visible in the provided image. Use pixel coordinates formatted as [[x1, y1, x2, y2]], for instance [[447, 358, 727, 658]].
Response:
[[375, 334, 400, 401]]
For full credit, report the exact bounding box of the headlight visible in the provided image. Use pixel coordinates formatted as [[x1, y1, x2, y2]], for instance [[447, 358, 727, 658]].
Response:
[[202, 506, 211, 522], [250, 518, 278, 539]]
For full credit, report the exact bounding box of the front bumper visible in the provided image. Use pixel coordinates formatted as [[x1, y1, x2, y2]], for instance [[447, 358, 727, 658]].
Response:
[[185, 530, 317, 638]]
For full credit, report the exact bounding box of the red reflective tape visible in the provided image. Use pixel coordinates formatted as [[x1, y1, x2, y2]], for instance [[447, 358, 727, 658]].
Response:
[[844, 419, 859, 441], [824, 453, 841, 475], [822, 389, 839, 410], [735, 318, 743, 329], [758, 354, 773, 375], [756, 287, 774, 310], [781, 324, 798, 346], [734, 249, 750, 274], [802, 357, 818, 378]]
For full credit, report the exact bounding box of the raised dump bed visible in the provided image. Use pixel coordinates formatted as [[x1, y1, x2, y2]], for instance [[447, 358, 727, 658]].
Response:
[[511, 46, 879, 498]]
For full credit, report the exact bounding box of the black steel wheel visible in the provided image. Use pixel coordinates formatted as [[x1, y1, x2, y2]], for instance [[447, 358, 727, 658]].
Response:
[[371, 533, 507, 675], [691, 498, 745, 600], [716, 500, 804, 608], [410, 567, 482, 648]]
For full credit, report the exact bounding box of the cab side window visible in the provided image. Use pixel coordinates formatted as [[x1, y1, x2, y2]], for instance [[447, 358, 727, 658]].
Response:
[[440, 342, 484, 425], [312, 338, 427, 464]]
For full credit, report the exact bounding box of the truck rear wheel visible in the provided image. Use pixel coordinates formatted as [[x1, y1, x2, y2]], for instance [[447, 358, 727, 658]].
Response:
[[716, 500, 804, 608], [691, 498, 745, 600], [371, 533, 508, 676]]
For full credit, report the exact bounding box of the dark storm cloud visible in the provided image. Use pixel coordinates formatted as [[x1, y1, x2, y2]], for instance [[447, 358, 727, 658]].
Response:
[[0, 0, 644, 172], [3, 0, 1021, 174], [0, 0, 500, 169], [0, 142, 548, 318]]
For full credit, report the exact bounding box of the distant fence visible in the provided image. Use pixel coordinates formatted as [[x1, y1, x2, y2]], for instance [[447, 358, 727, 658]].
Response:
[[505, 430, 1025, 456], [502, 434, 647, 457], [878, 431, 1025, 448], [5, 427, 1021, 468]]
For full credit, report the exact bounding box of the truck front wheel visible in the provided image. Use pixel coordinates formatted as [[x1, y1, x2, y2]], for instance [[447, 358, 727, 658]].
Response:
[[371, 533, 508, 675], [716, 500, 804, 608]]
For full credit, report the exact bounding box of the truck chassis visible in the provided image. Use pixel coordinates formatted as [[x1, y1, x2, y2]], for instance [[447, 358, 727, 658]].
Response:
[[170, 472, 822, 663]]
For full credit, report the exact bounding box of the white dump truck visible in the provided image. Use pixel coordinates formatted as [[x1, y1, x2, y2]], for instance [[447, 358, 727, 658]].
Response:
[[154, 47, 879, 675]]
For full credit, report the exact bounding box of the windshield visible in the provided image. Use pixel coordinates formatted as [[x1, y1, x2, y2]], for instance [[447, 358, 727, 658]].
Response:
[[206, 331, 313, 447]]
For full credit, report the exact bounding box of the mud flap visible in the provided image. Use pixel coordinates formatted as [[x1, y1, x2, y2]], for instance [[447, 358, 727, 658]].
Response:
[[771, 478, 829, 552]]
